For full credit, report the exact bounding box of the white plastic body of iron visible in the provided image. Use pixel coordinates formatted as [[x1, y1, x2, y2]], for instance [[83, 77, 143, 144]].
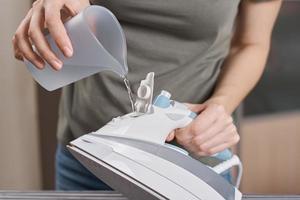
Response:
[[25, 6, 128, 91], [71, 135, 242, 200], [100, 93, 194, 144], [68, 72, 243, 200], [134, 72, 155, 113]]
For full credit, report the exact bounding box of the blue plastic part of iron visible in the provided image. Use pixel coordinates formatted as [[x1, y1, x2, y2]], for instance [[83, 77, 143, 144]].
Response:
[[213, 149, 233, 161], [188, 112, 197, 119], [153, 94, 171, 108]]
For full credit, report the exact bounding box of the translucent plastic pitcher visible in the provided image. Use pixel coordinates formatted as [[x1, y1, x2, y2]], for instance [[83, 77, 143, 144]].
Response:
[[25, 6, 128, 91]]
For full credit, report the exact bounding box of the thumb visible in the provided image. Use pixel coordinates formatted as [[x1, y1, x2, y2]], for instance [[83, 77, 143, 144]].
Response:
[[185, 103, 206, 114], [166, 131, 175, 142], [64, 0, 90, 17]]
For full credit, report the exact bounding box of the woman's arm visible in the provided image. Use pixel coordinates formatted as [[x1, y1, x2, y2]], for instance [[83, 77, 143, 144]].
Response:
[[208, 0, 282, 114], [168, 0, 282, 156]]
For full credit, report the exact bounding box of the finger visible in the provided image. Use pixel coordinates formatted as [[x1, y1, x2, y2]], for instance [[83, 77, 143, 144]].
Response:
[[173, 127, 197, 154], [166, 131, 175, 142], [193, 104, 225, 133], [191, 122, 225, 147], [60, 0, 89, 23], [15, 10, 45, 68], [191, 113, 232, 145], [12, 36, 24, 60], [185, 103, 206, 113], [200, 125, 238, 152], [176, 126, 205, 154], [175, 126, 194, 142], [44, 3, 73, 57], [64, 0, 88, 15], [207, 136, 239, 155], [17, 36, 45, 69], [29, 6, 63, 70], [203, 143, 229, 156]]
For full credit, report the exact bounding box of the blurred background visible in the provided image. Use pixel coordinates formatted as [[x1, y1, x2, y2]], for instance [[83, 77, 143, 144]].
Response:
[[0, 0, 299, 194]]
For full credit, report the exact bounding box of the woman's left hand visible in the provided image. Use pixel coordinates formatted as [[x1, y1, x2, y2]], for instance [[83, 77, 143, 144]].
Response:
[[166, 103, 240, 156]]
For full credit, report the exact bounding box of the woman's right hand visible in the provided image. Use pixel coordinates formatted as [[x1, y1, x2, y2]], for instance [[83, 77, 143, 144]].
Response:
[[12, 0, 90, 70]]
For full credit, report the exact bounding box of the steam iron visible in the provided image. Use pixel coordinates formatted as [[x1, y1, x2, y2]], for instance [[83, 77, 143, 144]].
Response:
[[68, 72, 243, 200]]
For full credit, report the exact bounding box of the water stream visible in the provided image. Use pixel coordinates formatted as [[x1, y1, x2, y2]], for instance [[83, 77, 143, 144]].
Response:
[[123, 76, 135, 112]]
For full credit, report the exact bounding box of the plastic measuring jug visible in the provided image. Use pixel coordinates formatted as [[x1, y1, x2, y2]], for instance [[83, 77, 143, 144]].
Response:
[[25, 5, 128, 91]]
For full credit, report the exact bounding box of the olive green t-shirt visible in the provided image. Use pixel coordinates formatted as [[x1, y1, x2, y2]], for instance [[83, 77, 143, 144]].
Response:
[[57, 0, 241, 146]]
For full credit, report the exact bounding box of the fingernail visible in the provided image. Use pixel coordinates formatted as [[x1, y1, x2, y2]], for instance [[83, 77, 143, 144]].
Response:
[[63, 46, 73, 57], [53, 60, 63, 70], [36, 62, 45, 69]]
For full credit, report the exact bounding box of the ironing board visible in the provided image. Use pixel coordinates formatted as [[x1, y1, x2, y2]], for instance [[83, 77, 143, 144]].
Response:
[[0, 191, 299, 200]]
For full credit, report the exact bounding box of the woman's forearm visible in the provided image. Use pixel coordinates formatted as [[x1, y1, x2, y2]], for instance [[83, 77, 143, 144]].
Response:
[[206, 0, 282, 114], [207, 42, 270, 114], [172, 0, 281, 155]]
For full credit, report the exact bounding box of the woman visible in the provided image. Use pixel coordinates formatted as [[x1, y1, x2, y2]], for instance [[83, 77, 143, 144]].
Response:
[[12, 0, 282, 190]]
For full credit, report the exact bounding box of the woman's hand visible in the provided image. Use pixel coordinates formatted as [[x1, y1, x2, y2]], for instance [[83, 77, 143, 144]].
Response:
[[166, 103, 240, 157], [12, 0, 90, 70]]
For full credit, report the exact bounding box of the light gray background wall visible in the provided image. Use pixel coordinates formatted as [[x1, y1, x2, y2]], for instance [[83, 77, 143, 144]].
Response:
[[0, 0, 42, 189]]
